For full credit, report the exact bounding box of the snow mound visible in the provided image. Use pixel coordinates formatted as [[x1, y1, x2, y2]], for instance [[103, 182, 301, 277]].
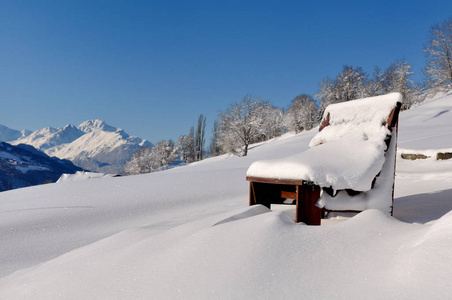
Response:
[[1, 207, 451, 299], [57, 171, 118, 182]]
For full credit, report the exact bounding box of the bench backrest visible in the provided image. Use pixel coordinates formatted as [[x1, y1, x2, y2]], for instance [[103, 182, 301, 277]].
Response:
[[314, 93, 402, 214]]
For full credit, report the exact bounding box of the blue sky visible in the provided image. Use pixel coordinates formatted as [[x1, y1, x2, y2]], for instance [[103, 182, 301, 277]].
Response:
[[1, 0, 451, 143]]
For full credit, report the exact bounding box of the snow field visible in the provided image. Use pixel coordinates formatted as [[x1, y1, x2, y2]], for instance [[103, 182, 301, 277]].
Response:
[[0, 93, 452, 298]]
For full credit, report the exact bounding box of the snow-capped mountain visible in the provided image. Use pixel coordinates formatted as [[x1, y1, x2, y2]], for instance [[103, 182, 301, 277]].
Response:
[[0, 141, 82, 191], [4, 120, 152, 174], [78, 119, 118, 133], [13, 124, 85, 150], [0, 125, 31, 142]]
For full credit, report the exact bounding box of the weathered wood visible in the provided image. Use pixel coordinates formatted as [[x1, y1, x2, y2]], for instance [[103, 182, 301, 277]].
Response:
[[295, 185, 302, 223], [297, 184, 321, 225], [249, 181, 255, 206], [437, 152, 452, 160], [322, 209, 363, 214], [281, 191, 297, 199], [390, 120, 399, 217], [401, 153, 429, 160], [319, 113, 330, 131], [246, 176, 304, 186]]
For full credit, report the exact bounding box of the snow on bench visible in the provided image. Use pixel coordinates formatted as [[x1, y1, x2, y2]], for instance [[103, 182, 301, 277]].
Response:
[[246, 93, 402, 225]]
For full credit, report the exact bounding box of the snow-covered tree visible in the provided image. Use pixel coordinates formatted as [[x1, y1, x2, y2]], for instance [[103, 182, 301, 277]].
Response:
[[423, 17, 452, 92], [177, 128, 195, 163], [256, 103, 284, 141], [316, 66, 369, 120], [124, 140, 178, 175], [335, 65, 368, 101], [150, 139, 178, 169], [218, 95, 280, 156], [284, 94, 318, 133], [123, 146, 152, 175], [316, 77, 337, 121], [383, 60, 422, 110], [367, 66, 386, 97]]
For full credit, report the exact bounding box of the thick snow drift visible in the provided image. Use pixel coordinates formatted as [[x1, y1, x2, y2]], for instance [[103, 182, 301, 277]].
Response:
[[0, 93, 451, 299]]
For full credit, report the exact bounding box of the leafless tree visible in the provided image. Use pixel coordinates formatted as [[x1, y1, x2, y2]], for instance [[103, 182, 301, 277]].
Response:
[[218, 95, 281, 156], [284, 94, 318, 133], [423, 17, 452, 91], [195, 114, 206, 161], [209, 119, 222, 157], [177, 127, 195, 163]]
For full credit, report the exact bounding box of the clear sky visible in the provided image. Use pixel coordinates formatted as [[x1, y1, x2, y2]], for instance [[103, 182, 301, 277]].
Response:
[[1, 0, 452, 143]]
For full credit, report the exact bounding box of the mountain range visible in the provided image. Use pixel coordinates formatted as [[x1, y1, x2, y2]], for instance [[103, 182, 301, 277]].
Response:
[[0, 120, 152, 174]]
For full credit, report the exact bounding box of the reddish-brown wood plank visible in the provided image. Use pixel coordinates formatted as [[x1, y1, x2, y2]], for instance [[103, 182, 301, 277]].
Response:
[[246, 177, 304, 185], [281, 191, 297, 199]]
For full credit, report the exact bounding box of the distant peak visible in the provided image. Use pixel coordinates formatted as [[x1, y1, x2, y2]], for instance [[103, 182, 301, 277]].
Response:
[[63, 124, 77, 129], [78, 119, 117, 133]]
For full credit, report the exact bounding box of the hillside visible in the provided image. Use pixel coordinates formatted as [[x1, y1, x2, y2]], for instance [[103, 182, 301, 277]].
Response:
[[5, 120, 152, 174], [0, 142, 82, 191], [0, 94, 451, 298]]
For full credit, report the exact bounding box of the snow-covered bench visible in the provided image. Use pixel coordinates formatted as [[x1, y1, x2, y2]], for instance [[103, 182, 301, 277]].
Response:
[[246, 93, 402, 225]]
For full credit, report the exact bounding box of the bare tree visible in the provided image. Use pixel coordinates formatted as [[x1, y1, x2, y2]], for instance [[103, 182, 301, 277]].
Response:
[[335, 65, 368, 101], [123, 146, 152, 175], [124, 140, 178, 175], [367, 66, 386, 96], [218, 95, 269, 156], [150, 139, 178, 169], [316, 66, 368, 120], [284, 94, 318, 133], [383, 60, 422, 110], [255, 103, 284, 142], [177, 127, 195, 163], [423, 17, 452, 91], [209, 119, 222, 157], [195, 114, 206, 161]]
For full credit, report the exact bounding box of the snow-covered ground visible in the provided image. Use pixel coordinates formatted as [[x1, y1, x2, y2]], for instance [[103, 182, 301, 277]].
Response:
[[0, 94, 451, 299]]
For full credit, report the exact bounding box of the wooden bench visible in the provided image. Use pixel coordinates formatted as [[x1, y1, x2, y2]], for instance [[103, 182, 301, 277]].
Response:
[[246, 93, 402, 225]]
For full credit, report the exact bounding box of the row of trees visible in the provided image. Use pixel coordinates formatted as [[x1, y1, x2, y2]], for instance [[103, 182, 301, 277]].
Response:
[[200, 17, 452, 159], [316, 61, 423, 117], [124, 95, 311, 174], [124, 115, 207, 175], [123, 140, 178, 175], [212, 94, 318, 157], [212, 59, 422, 157], [125, 16, 452, 173], [124, 58, 428, 172]]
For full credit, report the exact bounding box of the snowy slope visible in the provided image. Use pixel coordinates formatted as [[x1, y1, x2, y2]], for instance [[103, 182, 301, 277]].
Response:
[[398, 92, 452, 149], [0, 95, 451, 299], [0, 142, 82, 191], [9, 120, 152, 174]]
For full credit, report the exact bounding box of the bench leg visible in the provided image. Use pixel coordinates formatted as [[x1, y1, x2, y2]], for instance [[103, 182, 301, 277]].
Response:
[[249, 182, 271, 209], [296, 185, 321, 225]]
